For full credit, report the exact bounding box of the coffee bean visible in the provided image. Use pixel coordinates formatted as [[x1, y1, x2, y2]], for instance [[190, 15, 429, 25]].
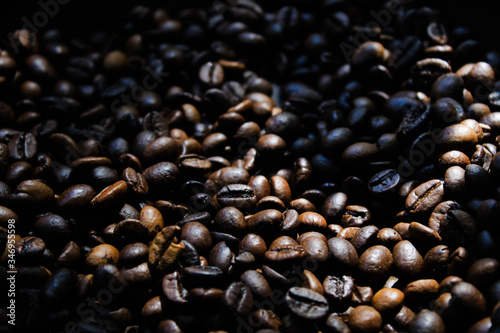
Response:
[[322, 192, 348, 222], [299, 212, 327, 230], [119, 242, 149, 268], [437, 124, 478, 153], [224, 282, 254, 315], [368, 169, 401, 195], [214, 206, 246, 235], [323, 275, 355, 303], [404, 279, 439, 305], [325, 315, 350, 333], [247, 209, 283, 233], [91, 180, 127, 210], [431, 73, 465, 102], [181, 222, 212, 254], [377, 228, 402, 248], [182, 265, 224, 288], [372, 288, 404, 315], [140, 205, 164, 236], [397, 101, 431, 142], [8, 132, 37, 161], [265, 244, 306, 264], [450, 282, 487, 318], [406, 179, 444, 215], [42, 268, 78, 306], [409, 310, 446, 333], [86, 244, 120, 269], [348, 305, 382, 333], [341, 206, 371, 228], [351, 225, 379, 253], [56, 184, 96, 215], [285, 287, 329, 320], [392, 240, 424, 276], [216, 184, 257, 210], [122, 167, 149, 197], [358, 245, 393, 281], [162, 271, 188, 304], [466, 258, 499, 289], [327, 237, 359, 270], [411, 58, 452, 90], [142, 136, 179, 165], [240, 270, 272, 299], [300, 236, 328, 262]]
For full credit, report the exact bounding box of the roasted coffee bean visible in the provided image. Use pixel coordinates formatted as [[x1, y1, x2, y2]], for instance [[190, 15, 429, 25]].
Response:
[[122, 167, 149, 197], [42, 268, 78, 306], [143, 162, 179, 191], [91, 180, 127, 210], [298, 212, 327, 230], [323, 275, 355, 303], [247, 209, 283, 233], [142, 136, 179, 165], [182, 265, 224, 289], [322, 192, 348, 222], [409, 221, 442, 245], [285, 287, 329, 320], [119, 242, 149, 268], [216, 184, 257, 210], [406, 179, 444, 215], [404, 279, 439, 305], [377, 228, 402, 248], [436, 124, 478, 154], [397, 101, 431, 142], [368, 169, 401, 195], [341, 206, 371, 228], [431, 73, 465, 102], [411, 58, 452, 89], [297, 237, 326, 264], [86, 244, 120, 269], [372, 288, 405, 315], [392, 240, 424, 276], [358, 245, 393, 281], [324, 315, 351, 333], [139, 205, 164, 236], [162, 271, 188, 304], [436, 209, 477, 247], [181, 222, 212, 254], [239, 233, 267, 258], [224, 282, 253, 315], [34, 213, 75, 247], [450, 282, 487, 318], [351, 225, 379, 253], [8, 132, 37, 161], [240, 270, 272, 300], [265, 244, 306, 264], [348, 305, 382, 333], [209, 241, 234, 272], [327, 237, 359, 269], [213, 206, 246, 235], [56, 184, 96, 215], [466, 258, 499, 289], [409, 310, 446, 333]]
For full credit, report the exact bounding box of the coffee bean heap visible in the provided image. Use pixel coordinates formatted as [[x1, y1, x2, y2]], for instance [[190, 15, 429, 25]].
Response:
[[1, 1, 500, 333]]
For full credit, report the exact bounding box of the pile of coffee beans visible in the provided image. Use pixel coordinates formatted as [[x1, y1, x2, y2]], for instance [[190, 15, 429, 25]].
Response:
[[1, 1, 500, 332]]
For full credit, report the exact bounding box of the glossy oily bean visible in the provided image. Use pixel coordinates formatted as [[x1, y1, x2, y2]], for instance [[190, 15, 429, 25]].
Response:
[[348, 305, 382, 333], [285, 287, 329, 320], [216, 184, 257, 210], [392, 241, 424, 276], [406, 179, 444, 215], [358, 246, 393, 280]]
